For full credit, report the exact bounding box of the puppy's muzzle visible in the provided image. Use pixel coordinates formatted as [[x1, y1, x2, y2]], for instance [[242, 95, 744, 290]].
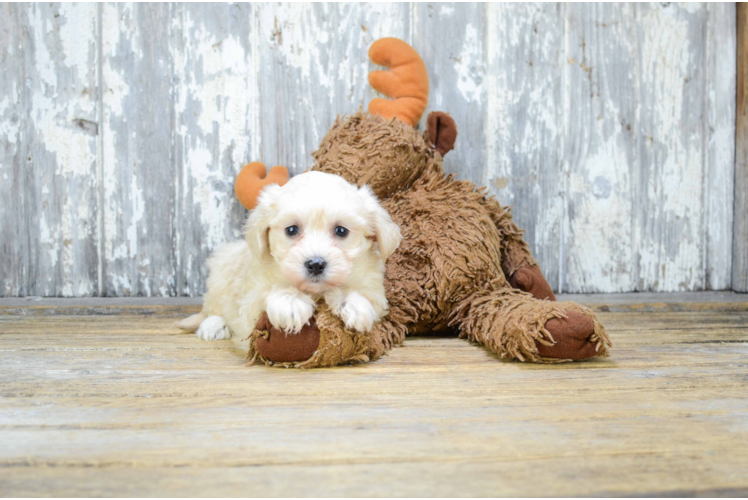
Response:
[[305, 257, 327, 277]]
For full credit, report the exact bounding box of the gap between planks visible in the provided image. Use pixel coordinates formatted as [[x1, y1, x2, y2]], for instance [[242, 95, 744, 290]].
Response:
[[0, 291, 746, 316]]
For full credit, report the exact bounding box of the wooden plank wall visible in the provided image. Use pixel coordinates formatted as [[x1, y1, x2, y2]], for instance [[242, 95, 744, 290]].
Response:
[[735, 3, 748, 292], [0, 3, 740, 297]]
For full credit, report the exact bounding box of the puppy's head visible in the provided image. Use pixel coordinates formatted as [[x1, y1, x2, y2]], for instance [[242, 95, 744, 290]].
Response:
[[245, 171, 401, 294]]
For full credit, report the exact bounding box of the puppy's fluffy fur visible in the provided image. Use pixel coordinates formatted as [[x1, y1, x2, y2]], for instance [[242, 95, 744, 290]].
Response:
[[178, 171, 401, 349]]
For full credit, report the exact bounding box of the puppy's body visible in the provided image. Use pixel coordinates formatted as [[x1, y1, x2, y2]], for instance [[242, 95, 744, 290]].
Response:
[[180, 172, 401, 349]]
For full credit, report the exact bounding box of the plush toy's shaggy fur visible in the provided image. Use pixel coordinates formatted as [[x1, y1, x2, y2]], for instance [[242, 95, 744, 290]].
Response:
[[236, 38, 611, 368], [247, 112, 611, 367]]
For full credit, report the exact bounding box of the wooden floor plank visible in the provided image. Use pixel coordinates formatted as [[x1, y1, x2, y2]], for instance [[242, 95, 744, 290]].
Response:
[[3, 291, 747, 315], [1, 296, 748, 496]]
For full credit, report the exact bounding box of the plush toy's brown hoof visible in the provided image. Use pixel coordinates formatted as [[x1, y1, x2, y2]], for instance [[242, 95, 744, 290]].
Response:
[[509, 266, 556, 301], [255, 313, 320, 363], [539, 311, 600, 360]]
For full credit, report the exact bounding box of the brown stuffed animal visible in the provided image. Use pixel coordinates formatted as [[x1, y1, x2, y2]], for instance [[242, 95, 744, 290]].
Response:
[[243, 38, 611, 367]]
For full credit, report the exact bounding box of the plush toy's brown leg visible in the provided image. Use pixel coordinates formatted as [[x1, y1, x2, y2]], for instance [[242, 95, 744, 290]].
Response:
[[477, 197, 535, 274], [247, 304, 406, 368], [476, 197, 556, 301], [450, 287, 611, 363], [508, 265, 556, 301]]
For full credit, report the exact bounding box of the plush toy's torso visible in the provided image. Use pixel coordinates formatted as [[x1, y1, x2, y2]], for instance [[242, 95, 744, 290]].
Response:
[[382, 169, 507, 334]]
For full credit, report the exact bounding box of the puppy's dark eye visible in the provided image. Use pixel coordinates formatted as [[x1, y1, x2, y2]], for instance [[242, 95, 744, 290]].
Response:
[[334, 226, 349, 238], [285, 225, 299, 237]]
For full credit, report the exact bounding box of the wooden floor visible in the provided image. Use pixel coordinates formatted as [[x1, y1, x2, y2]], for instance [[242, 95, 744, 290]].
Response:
[[1, 293, 748, 497]]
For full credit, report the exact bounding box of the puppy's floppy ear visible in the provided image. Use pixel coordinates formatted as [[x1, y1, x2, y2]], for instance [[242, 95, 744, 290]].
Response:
[[358, 185, 402, 260], [244, 183, 282, 257]]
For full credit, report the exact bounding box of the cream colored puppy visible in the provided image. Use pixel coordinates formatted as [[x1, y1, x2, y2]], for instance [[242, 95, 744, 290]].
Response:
[[177, 171, 401, 349]]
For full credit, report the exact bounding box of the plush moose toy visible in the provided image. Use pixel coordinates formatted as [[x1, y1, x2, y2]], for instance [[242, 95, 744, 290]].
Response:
[[235, 38, 611, 367]]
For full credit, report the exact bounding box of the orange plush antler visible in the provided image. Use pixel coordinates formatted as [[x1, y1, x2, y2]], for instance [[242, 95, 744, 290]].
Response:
[[368, 38, 429, 127], [234, 162, 289, 210]]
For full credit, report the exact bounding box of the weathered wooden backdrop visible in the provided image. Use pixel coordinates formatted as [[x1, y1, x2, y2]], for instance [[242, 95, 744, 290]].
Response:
[[0, 3, 742, 297]]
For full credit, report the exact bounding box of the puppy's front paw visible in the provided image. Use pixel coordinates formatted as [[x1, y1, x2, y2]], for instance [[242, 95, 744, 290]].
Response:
[[266, 290, 315, 334], [338, 292, 377, 333], [196, 315, 231, 341]]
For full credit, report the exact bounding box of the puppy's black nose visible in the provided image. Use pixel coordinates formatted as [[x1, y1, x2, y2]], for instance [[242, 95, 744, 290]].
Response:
[[305, 258, 327, 277]]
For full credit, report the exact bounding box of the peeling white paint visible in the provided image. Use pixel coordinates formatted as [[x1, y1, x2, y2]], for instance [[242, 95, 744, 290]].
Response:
[[39, 216, 59, 268], [258, 5, 333, 95], [127, 173, 144, 258], [455, 24, 483, 103], [637, 3, 704, 291], [486, 3, 565, 293], [1, 3, 739, 296], [566, 141, 635, 292], [169, 5, 261, 295], [0, 97, 20, 144], [12, 4, 100, 297], [440, 5, 455, 17], [182, 145, 228, 250], [704, 3, 737, 290], [28, 5, 97, 179], [57, 4, 95, 81]]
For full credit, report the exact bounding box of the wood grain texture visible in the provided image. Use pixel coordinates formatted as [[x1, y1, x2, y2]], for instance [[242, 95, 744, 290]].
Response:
[[735, 3, 748, 292], [563, 3, 639, 293], [3, 291, 748, 315], [255, 3, 410, 174], [100, 3, 177, 297], [1, 4, 100, 297], [171, 3, 256, 296], [563, 3, 737, 293], [1, 297, 748, 496], [0, 3, 740, 296], [413, 3, 487, 184], [0, 4, 26, 297], [637, 3, 710, 292], [706, 3, 737, 291], [486, 3, 565, 290]]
